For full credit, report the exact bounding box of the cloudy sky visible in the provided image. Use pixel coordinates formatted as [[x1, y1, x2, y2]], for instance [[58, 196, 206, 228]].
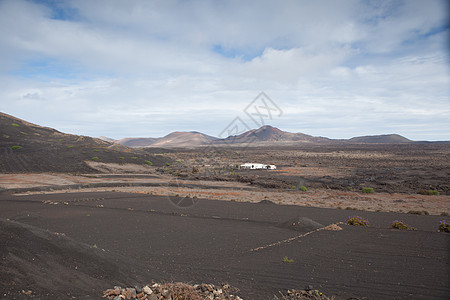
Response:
[[0, 0, 449, 140]]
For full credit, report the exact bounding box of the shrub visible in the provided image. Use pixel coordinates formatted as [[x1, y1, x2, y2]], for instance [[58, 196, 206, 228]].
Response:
[[144, 160, 153, 166], [119, 156, 125, 159], [300, 186, 308, 192], [407, 210, 429, 215], [291, 185, 296, 189], [438, 220, 449, 233], [347, 216, 370, 227], [92, 156, 99, 161], [11, 145, 22, 150], [282, 256, 294, 263], [166, 162, 170, 166], [67, 146, 73, 149], [177, 160, 182, 163], [418, 189, 440, 195], [11, 123, 20, 127], [391, 220, 416, 230], [362, 187, 374, 193], [93, 149, 100, 152], [131, 157, 137, 159]]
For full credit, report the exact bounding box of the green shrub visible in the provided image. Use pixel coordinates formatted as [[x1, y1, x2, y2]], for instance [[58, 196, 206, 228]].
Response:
[[347, 216, 370, 227], [166, 162, 170, 166], [145, 160, 153, 166], [362, 187, 374, 194], [11, 145, 22, 150], [391, 220, 416, 230], [418, 189, 439, 195], [67, 145, 73, 149], [438, 221, 449, 233], [300, 186, 308, 192], [59, 139, 63, 142], [131, 157, 137, 159], [119, 156, 125, 159], [12, 123, 20, 127], [177, 160, 182, 164], [92, 156, 99, 161], [282, 256, 294, 263], [93, 149, 100, 152]]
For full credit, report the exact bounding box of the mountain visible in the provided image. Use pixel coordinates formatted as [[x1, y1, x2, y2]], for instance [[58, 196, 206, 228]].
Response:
[[116, 131, 218, 148], [0, 112, 172, 172], [216, 125, 329, 145], [117, 137, 158, 148], [349, 134, 411, 144]]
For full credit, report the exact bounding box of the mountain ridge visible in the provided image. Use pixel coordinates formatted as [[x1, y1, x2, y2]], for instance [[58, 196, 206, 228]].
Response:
[[1, 112, 424, 149], [109, 125, 414, 147]]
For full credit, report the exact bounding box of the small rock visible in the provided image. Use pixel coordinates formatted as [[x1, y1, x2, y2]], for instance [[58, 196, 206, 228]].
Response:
[[127, 288, 137, 298], [113, 295, 125, 300], [143, 285, 153, 294], [148, 294, 158, 300]]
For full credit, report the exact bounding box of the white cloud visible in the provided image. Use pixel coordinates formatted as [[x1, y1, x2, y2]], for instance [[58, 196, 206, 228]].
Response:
[[0, 0, 448, 140]]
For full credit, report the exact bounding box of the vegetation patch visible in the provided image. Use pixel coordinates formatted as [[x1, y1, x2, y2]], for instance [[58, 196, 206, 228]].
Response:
[[11, 145, 22, 150], [391, 220, 416, 230], [361, 187, 374, 193], [300, 186, 308, 192], [144, 160, 153, 166], [282, 256, 294, 263], [131, 157, 137, 159], [347, 216, 369, 227], [418, 189, 439, 195], [438, 220, 449, 233], [11, 123, 20, 127], [92, 156, 99, 161], [407, 210, 429, 215]]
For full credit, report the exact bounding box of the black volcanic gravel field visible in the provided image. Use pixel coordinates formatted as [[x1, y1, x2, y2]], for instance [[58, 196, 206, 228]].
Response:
[[1, 192, 449, 299]]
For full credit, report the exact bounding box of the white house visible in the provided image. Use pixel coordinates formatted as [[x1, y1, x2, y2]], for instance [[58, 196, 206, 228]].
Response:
[[240, 163, 276, 170]]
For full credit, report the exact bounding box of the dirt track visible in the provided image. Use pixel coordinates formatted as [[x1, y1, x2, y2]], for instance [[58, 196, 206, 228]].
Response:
[[1, 191, 449, 299]]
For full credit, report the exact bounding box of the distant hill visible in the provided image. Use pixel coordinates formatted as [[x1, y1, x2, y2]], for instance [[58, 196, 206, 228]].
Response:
[[216, 125, 329, 145], [0, 112, 172, 172], [116, 131, 218, 148], [116, 137, 158, 148], [349, 134, 411, 144], [114, 126, 416, 147]]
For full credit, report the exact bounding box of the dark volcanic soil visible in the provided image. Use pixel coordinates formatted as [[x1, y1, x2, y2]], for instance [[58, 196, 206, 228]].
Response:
[[1, 192, 448, 299], [162, 143, 450, 195]]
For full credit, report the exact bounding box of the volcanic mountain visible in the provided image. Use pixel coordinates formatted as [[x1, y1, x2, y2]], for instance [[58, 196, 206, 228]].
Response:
[[216, 125, 330, 145], [0, 112, 172, 172], [348, 134, 411, 143], [117, 131, 218, 148]]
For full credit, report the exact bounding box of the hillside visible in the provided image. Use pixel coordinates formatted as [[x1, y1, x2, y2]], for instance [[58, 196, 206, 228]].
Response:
[[117, 131, 218, 148], [215, 125, 330, 145], [349, 134, 411, 143], [0, 113, 172, 173]]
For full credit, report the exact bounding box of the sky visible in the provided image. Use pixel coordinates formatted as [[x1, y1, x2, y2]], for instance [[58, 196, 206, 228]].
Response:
[[0, 0, 449, 141]]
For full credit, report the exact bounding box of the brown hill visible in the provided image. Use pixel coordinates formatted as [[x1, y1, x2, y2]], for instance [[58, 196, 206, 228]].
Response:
[[117, 131, 218, 148], [215, 125, 329, 145], [0, 112, 172, 172], [349, 134, 411, 143]]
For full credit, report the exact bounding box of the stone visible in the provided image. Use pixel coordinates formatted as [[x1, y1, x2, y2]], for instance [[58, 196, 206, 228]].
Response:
[[143, 286, 153, 294], [148, 294, 158, 300]]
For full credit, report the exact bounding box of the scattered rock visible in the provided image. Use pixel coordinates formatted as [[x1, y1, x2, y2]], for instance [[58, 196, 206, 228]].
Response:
[[103, 282, 241, 300]]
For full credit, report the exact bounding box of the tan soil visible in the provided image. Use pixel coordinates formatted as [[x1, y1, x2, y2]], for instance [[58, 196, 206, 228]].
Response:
[[1, 173, 448, 216]]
